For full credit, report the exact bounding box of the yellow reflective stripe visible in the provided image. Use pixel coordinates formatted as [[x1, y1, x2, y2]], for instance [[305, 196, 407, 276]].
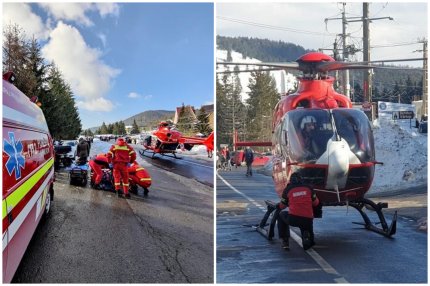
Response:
[[2, 200, 7, 221], [140, 178, 152, 181], [114, 183, 121, 186], [136, 168, 145, 171], [123, 184, 129, 187], [2, 158, 54, 220], [108, 151, 113, 155], [113, 145, 129, 151], [129, 150, 135, 154]]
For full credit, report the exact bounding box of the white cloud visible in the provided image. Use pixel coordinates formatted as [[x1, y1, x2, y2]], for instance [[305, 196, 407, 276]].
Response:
[[42, 21, 121, 107], [128, 92, 153, 100], [95, 3, 120, 18], [128, 92, 141, 99], [37, 3, 120, 27], [77, 97, 114, 112], [97, 33, 107, 48], [3, 3, 49, 40], [38, 3, 94, 26]]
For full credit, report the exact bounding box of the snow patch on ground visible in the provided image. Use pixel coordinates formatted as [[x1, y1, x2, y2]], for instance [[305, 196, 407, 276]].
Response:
[[369, 119, 427, 195], [176, 145, 213, 162]]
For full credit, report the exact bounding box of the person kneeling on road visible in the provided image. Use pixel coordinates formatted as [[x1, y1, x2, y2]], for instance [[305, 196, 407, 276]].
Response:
[[89, 153, 110, 189], [107, 137, 136, 199], [277, 173, 320, 251]]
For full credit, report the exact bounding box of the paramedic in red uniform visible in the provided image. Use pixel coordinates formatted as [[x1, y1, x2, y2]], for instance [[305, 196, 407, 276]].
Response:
[[89, 153, 109, 189], [107, 137, 136, 198], [277, 173, 320, 250]]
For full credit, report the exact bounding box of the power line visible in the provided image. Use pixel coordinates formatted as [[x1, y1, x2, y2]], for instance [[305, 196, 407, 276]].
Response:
[[371, 41, 422, 48], [217, 16, 337, 37]]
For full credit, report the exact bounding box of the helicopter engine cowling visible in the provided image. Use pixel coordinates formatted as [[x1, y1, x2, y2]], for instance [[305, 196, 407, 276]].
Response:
[[316, 136, 361, 193]]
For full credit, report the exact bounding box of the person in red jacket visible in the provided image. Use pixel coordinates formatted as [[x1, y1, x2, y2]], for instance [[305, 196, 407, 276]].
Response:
[[277, 172, 320, 250], [89, 153, 110, 189], [107, 137, 136, 198], [128, 161, 152, 196]]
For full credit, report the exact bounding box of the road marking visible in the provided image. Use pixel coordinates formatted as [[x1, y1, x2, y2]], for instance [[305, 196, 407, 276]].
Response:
[[217, 173, 349, 284]]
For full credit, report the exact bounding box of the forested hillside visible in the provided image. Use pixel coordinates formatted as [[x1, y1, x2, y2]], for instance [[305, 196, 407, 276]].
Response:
[[123, 110, 175, 130], [217, 35, 312, 62]]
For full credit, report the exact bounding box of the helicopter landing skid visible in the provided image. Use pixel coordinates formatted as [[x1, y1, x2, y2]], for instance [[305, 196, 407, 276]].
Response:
[[138, 149, 182, 159], [349, 198, 397, 237], [254, 200, 280, 241]]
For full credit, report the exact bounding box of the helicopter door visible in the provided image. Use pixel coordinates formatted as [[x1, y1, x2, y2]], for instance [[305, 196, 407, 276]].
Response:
[[272, 121, 285, 185]]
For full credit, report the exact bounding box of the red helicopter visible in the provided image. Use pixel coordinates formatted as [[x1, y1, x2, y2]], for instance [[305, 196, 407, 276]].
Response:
[[140, 120, 214, 159], [218, 52, 397, 238]]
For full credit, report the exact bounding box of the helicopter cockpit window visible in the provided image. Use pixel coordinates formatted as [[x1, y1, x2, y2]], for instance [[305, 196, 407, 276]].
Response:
[[332, 109, 375, 162], [281, 109, 332, 162]]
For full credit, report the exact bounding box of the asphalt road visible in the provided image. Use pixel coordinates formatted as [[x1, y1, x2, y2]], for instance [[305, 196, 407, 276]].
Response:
[[12, 141, 214, 283], [216, 168, 427, 283]]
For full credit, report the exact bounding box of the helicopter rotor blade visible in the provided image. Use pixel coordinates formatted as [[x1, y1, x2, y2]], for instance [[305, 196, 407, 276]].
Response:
[[217, 67, 284, 74], [217, 61, 299, 70]]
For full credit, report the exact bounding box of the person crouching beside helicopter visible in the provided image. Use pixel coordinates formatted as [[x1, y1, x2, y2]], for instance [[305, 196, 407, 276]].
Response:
[[277, 173, 320, 250], [107, 137, 137, 199]]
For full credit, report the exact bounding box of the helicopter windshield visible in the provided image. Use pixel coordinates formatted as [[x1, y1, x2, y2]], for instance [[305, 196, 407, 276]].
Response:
[[332, 109, 375, 162], [282, 109, 333, 162], [281, 109, 374, 163]]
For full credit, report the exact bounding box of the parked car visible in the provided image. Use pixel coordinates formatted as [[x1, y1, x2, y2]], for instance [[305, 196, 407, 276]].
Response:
[[63, 140, 78, 160]]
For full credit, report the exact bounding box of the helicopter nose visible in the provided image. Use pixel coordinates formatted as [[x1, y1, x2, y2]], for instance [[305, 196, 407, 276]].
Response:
[[325, 139, 349, 193]]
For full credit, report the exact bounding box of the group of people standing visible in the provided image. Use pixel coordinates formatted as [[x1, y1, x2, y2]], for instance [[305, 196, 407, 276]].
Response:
[[217, 146, 254, 175]]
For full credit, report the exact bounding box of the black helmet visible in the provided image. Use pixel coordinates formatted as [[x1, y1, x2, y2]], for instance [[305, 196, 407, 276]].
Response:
[[290, 173, 303, 184]]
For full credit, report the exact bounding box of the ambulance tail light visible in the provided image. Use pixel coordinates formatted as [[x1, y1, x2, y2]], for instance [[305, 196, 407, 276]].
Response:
[[3, 71, 16, 83]]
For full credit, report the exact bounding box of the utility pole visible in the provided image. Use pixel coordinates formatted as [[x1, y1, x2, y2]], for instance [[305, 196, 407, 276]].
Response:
[[325, 3, 362, 99], [360, 3, 393, 103], [422, 39, 428, 118], [341, 3, 350, 99], [363, 3, 371, 103], [325, 3, 392, 101]]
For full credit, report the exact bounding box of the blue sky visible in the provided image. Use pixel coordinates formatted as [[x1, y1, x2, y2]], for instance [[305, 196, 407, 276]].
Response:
[[3, 3, 214, 129]]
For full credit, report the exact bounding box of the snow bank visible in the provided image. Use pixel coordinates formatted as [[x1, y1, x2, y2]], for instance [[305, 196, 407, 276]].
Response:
[[369, 119, 428, 195], [176, 145, 213, 162]]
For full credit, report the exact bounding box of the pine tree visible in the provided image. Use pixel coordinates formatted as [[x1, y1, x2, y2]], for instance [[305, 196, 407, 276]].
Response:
[[216, 70, 246, 147], [194, 107, 212, 135], [43, 65, 81, 139], [99, 122, 108, 134], [176, 103, 195, 136], [3, 24, 28, 85], [246, 71, 279, 142], [130, 119, 140, 134], [118, 121, 127, 135]]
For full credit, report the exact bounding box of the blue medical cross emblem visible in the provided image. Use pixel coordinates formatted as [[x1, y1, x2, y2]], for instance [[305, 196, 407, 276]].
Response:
[[4, 132, 25, 180]]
